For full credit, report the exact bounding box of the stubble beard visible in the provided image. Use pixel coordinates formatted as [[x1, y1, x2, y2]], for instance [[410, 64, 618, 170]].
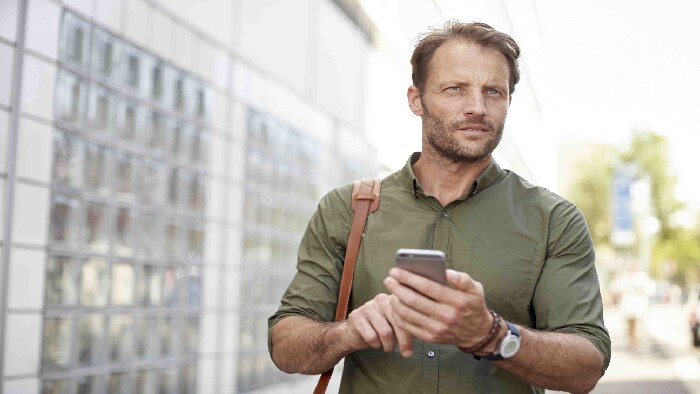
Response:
[[422, 105, 504, 164]]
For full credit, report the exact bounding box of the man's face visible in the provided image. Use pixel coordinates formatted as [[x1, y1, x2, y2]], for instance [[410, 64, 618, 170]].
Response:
[[408, 40, 511, 163]]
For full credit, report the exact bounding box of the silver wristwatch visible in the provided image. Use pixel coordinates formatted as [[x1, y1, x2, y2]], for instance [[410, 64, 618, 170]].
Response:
[[483, 320, 521, 361]]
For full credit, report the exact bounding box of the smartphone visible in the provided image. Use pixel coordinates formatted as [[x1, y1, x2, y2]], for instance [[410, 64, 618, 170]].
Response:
[[394, 248, 447, 285]]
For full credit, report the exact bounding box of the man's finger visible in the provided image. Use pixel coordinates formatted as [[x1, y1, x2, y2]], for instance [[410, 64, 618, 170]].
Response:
[[349, 312, 381, 349], [387, 268, 448, 303], [368, 308, 397, 353], [445, 269, 483, 295]]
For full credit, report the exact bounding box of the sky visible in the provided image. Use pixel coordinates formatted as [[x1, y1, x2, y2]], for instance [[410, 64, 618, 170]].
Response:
[[364, 0, 700, 213]]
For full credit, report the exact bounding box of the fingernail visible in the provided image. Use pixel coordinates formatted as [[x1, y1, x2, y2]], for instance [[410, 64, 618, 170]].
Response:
[[402, 350, 413, 358]]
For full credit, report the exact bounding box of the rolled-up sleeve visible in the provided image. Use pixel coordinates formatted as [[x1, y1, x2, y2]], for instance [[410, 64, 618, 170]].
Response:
[[267, 186, 353, 347], [532, 202, 612, 371]]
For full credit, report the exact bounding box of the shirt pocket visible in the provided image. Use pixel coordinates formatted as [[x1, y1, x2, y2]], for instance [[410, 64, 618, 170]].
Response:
[[468, 236, 538, 300]]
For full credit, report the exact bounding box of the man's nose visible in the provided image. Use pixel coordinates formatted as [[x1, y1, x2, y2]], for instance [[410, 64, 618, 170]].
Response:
[[462, 93, 487, 116]]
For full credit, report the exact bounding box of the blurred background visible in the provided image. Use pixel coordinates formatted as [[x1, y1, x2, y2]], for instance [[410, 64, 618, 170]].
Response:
[[0, 0, 699, 393]]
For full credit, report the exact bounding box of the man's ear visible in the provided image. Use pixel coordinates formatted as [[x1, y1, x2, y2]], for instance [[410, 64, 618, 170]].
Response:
[[407, 85, 424, 116]]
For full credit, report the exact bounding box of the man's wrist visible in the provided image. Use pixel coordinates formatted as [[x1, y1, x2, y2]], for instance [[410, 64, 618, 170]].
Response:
[[473, 319, 508, 356]]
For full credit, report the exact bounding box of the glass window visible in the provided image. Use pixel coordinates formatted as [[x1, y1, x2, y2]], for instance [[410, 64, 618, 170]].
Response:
[[84, 142, 112, 192], [45, 256, 78, 306], [184, 317, 199, 353], [112, 262, 135, 305], [165, 220, 183, 258], [195, 84, 208, 120], [50, 195, 83, 247], [124, 46, 142, 91], [137, 160, 167, 206], [79, 258, 109, 307], [55, 71, 88, 125], [188, 173, 206, 213], [91, 28, 120, 81], [163, 266, 178, 307], [86, 83, 115, 133], [114, 207, 137, 256], [191, 128, 210, 165], [159, 368, 178, 394], [52, 130, 84, 188], [136, 370, 159, 393], [77, 315, 105, 365], [137, 212, 164, 258], [146, 110, 166, 151], [176, 169, 191, 209], [166, 121, 185, 160], [115, 152, 136, 197], [172, 73, 185, 112], [116, 99, 143, 142], [160, 317, 175, 356], [144, 265, 162, 306], [60, 12, 91, 67], [179, 365, 197, 394], [74, 375, 97, 394], [187, 223, 204, 260], [41, 379, 70, 394], [108, 372, 132, 394], [166, 167, 179, 208], [85, 201, 111, 253], [151, 61, 164, 102], [42, 317, 73, 370], [108, 315, 133, 362]]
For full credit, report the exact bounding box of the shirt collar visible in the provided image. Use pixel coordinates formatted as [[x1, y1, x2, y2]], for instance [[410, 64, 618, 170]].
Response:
[[400, 152, 506, 199]]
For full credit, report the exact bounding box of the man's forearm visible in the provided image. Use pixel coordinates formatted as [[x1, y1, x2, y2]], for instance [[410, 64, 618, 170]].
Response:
[[495, 328, 604, 394], [270, 315, 354, 375]]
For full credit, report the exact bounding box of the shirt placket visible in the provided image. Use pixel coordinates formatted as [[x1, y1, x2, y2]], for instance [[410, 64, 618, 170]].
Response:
[[422, 206, 451, 393]]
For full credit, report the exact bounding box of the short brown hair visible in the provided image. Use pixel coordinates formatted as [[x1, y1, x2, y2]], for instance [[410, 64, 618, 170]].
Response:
[[410, 21, 520, 94]]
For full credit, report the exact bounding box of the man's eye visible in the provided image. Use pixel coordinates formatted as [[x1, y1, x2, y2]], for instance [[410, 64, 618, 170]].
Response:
[[446, 86, 461, 91], [486, 89, 500, 95]]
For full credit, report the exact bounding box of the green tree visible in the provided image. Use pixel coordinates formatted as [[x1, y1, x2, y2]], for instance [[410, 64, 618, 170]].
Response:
[[565, 144, 618, 248], [621, 130, 683, 241]]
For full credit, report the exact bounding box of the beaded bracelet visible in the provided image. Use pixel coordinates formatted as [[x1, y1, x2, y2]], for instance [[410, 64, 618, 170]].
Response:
[[458, 310, 502, 354]]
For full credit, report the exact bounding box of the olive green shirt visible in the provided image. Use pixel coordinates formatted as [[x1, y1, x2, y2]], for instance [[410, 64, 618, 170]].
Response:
[[269, 153, 611, 394]]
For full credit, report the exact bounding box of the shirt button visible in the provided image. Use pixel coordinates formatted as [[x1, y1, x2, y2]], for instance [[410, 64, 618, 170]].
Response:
[[441, 210, 448, 218], [428, 350, 435, 358]]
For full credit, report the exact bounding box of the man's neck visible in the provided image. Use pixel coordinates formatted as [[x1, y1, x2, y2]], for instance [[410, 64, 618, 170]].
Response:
[[412, 150, 492, 206]]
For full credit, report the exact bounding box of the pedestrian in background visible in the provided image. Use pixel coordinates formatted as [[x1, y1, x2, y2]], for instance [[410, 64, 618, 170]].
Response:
[[611, 263, 655, 351]]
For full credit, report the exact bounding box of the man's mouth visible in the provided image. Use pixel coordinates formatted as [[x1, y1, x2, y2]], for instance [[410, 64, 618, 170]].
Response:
[[457, 124, 488, 132]]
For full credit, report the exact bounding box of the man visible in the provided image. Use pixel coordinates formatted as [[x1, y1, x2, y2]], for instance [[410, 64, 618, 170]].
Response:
[[269, 21, 610, 394]]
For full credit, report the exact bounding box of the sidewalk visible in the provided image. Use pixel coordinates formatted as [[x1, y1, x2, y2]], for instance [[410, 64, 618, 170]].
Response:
[[591, 304, 700, 394]]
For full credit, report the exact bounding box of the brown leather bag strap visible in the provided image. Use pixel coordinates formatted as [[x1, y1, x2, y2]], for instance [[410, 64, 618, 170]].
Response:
[[313, 177, 381, 394]]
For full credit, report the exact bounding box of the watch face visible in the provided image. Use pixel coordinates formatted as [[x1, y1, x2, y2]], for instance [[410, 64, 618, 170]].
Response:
[[501, 337, 521, 357]]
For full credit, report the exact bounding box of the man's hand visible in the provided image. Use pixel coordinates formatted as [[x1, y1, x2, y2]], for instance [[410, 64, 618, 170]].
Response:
[[345, 293, 414, 356], [383, 268, 495, 351]]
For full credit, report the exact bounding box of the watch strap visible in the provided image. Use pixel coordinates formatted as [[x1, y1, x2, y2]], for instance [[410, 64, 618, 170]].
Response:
[[483, 320, 520, 361]]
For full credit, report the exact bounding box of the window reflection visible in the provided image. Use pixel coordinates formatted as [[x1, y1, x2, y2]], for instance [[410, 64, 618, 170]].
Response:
[[49, 11, 210, 386], [86, 84, 115, 133], [92, 28, 119, 80], [80, 258, 109, 307], [112, 262, 135, 305], [56, 72, 88, 124], [42, 317, 73, 370], [41, 379, 70, 394], [60, 13, 90, 67], [77, 315, 105, 365], [115, 207, 136, 256], [50, 195, 82, 247], [45, 256, 77, 306], [109, 315, 133, 362], [52, 130, 84, 188], [85, 201, 111, 253], [84, 143, 112, 192]]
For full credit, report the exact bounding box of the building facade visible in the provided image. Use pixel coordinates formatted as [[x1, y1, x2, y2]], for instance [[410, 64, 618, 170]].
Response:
[[0, 0, 378, 393]]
